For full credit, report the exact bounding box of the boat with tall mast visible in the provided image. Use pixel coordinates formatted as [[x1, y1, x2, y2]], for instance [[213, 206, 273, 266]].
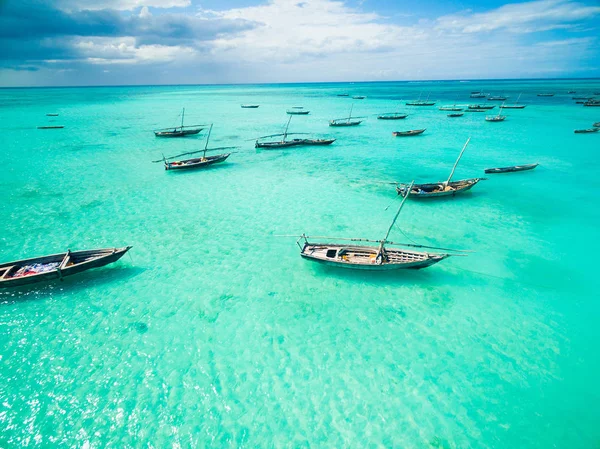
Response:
[[154, 108, 205, 137], [500, 93, 526, 109], [161, 124, 233, 171], [329, 104, 364, 126], [297, 182, 461, 270], [486, 103, 507, 122], [378, 101, 408, 120], [406, 93, 435, 106], [256, 116, 335, 148], [395, 138, 485, 198]]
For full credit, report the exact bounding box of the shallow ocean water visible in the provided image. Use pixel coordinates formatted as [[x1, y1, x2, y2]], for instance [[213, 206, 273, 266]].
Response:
[[1, 80, 599, 448]]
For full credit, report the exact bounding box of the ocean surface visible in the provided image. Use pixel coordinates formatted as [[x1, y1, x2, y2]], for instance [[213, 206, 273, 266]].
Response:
[[1, 79, 599, 448]]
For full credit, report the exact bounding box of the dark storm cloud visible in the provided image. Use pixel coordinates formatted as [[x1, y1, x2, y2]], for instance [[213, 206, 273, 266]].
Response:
[[0, 0, 255, 67]]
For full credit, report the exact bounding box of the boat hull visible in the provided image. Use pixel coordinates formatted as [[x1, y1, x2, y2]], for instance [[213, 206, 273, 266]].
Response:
[[256, 139, 335, 149], [300, 244, 447, 270], [329, 121, 362, 127], [165, 153, 230, 170], [0, 247, 131, 288], [377, 114, 408, 120], [397, 178, 484, 198], [484, 163, 538, 174], [393, 129, 426, 136], [154, 129, 202, 137]]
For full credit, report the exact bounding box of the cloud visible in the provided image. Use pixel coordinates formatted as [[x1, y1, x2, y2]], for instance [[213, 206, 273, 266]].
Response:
[[54, 0, 191, 11], [436, 0, 600, 33]]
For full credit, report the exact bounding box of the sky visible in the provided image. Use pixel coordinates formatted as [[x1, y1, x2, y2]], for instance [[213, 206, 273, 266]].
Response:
[[0, 0, 599, 86]]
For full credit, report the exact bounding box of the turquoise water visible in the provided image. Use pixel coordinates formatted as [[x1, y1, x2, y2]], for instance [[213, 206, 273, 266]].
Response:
[[1, 80, 599, 448]]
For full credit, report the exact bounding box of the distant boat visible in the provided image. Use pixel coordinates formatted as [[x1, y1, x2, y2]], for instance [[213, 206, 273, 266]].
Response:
[[154, 108, 204, 137], [0, 247, 131, 289], [256, 115, 335, 148], [484, 163, 539, 174], [377, 113, 408, 120], [485, 114, 506, 122], [439, 104, 463, 111], [568, 91, 576, 94], [241, 104, 259, 108], [469, 104, 495, 110], [162, 124, 232, 171], [46, 113, 59, 116], [297, 182, 458, 271], [406, 92, 435, 106], [537, 93, 554, 97], [573, 97, 592, 100], [583, 100, 600, 107], [464, 109, 487, 113], [392, 129, 426, 137], [594, 122, 600, 127], [352, 96, 366, 99], [500, 93, 526, 109], [329, 104, 364, 127], [395, 138, 485, 199], [488, 96, 507, 101], [336, 93, 350, 97], [37, 126, 64, 129], [470, 91, 487, 98], [448, 113, 464, 117], [286, 109, 310, 115], [574, 128, 598, 133]]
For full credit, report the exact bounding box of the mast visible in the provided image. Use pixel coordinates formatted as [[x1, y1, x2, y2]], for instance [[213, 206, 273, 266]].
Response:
[[283, 115, 293, 142], [445, 137, 471, 185], [203, 123, 213, 158], [347, 103, 354, 123], [377, 181, 415, 260], [181, 108, 185, 129]]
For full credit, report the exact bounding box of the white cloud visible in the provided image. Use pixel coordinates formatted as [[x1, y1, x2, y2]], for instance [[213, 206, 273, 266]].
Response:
[[56, 0, 190, 11], [436, 0, 600, 33]]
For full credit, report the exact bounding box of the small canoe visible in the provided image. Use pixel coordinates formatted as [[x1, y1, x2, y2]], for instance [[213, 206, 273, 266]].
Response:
[[241, 104, 259, 108], [537, 93, 554, 97], [286, 109, 310, 115], [448, 113, 464, 117], [392, 129, 426, 137], [484, 163, 539, 174], [165, 153, 230, 170], [37, 126, 64, 129], [377, 113, 408, 120], [574, 128, 599, 133], [396, 178, 485, 198], [488, 96, 507, 101], [485, 115, 506, 122], [352, 96, 366, 99], [154, 128, 202, 137], [406, 101, 435, 106], [500, 104, 526, 109], [469, 105, 495, 110], [46, 113, 59, 116], [336, 93, 349, 97], [329, 119, 362, 127], [0, 247, 131, 289]]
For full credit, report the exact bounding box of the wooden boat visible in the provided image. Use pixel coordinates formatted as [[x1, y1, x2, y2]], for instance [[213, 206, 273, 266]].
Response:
[[448, 113, 464, 117], [500, 93, 526, 109], [469, 104, 494, 110], [406, 101, 435, 106], [286, 109, 310, 115], [0, 247, 131, 289], [352, 96, 366, 99], [329, 104, 364, 127], [470, 93, 487, 98], [241, 104, 259, 108], [154, 108, 204, 137], [537, 93, 554, 97], [439, 107, 463, 111], [377, 113, 408, 120], [46, 113, 59, 116], [574, 128, 598, 133], [395, 138, 485, 198], [484, 163, 538, 174], [485, 114, 506, 122], [162, 124, 233, 170], [336, 93, 349, 97], [298, 182, 459, 271], [392, 129, 426, 137], [37, 126, 64, 129], [464, 108, 487, 113], [488, 96, 507, 101], [255, 116, 335, 148]]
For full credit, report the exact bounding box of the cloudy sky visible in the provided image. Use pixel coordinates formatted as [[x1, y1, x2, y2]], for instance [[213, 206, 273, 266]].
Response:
[[0, 0, 599, 86]]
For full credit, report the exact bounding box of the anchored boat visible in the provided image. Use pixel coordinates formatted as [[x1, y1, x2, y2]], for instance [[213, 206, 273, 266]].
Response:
[[297, 182, 463, 271], [0, 247, 131, 288], [484, 163, 539, 174], [392, 129, 426, 137], [256, 116, 335, 148], [154, 108, 204, 137], [329, 104, 364, 127]]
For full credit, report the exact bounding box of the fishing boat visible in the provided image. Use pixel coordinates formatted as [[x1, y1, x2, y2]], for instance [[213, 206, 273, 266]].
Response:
[[500, 93, 526, 109], [469, 104, 495, 110], [392, 129, 426, 137], [161, 124, 233, 171], [537, 93, 554, 97], [241, 104, 259, 108], [574, 128, 599, 133], [484, 163, 539, 174], [485, 113, 506, 122], [395, 138, 485, 198], [286, 109, 310, 115], [256, 116, 335, 148], [46, 113, 59, 116], [329, 104, 364, 127], [470, 92, 487, 98], [568, 91, 576, 94], [154, 108, 204, 137], [297, 182, 460, 271], [337, 93, 350, 97], [439, 106, 463, 111], [37, 126, 64, 129], [0, 247, 131, 289], [352, 96, 366, 100], [406, 92, 435, 106], [377, 113, 408, 120], [488, 96, 507, 101], [448, 113, 464, 117]]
